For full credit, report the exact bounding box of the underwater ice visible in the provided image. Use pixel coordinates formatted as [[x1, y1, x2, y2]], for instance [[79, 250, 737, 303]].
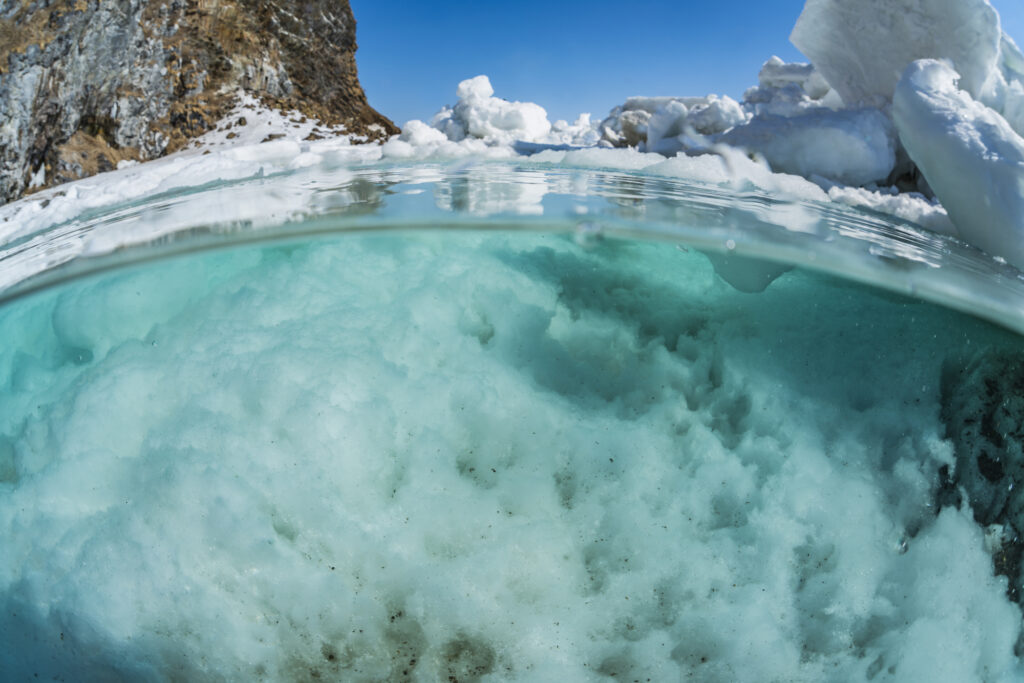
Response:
[[1, 232, 1022, 681]]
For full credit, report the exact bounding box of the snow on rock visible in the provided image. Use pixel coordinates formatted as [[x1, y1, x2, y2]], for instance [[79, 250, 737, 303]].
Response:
[[720, 107, 897, 187], [893, 59, 1024, 269], [189, 92, 350, 149], [598, 95, 746, 151], [430, 75, 553, 145], [790, 0, 1003, 107]]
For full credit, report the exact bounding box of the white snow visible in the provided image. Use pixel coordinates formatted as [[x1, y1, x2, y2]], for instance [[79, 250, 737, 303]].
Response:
[[790, 0, 1024, 143], [389, 76, 599, 158], [548, 113, 602, 147], [430, 75, 553, 145], [589, 54, 889, 188], [381, 121, 516, 161], [893, 59, 1024, 270], [598, 95, 747, 153], [27, 165, 45, 189]]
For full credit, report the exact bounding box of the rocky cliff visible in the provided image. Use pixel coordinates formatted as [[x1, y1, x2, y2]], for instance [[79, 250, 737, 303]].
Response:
[[0, 0, 397, 204]]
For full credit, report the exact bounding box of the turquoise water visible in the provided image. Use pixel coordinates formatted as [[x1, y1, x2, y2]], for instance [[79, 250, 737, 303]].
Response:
[[2, 162, 1024, 681]]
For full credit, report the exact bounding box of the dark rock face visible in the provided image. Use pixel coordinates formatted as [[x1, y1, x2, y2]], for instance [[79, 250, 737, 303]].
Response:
[[940, 351, 1024, 601], [0, 0, 397, 204]]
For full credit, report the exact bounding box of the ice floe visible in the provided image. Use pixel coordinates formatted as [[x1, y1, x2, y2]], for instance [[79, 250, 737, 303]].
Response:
[[720, 107, 897, 187], [598, 95, 747, 154], [894, 59, 1024, 269]]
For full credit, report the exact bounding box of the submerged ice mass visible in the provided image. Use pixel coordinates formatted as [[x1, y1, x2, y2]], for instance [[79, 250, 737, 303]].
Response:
[[1, 232, 1022, 681]]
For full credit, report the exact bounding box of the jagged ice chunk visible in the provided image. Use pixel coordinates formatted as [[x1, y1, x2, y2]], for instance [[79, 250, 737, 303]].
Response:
[[431, 75, 552, 145], [791, 0, 1003, 106], [720, 108, 896, 187], [893, 59, 1024, 270]]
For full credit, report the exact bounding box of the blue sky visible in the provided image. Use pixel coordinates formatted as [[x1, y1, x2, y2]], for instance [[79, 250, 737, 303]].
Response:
[[351, 0, 1024, 126]]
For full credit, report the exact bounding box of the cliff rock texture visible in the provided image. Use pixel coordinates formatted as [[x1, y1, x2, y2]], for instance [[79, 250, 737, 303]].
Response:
[[0, 0, 397, 204]]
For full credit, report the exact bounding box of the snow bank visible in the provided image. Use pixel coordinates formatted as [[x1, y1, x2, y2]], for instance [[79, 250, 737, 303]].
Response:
[[893, 59, 1024, 270], [380, 120, 518, 161], [598, 95, 746, 152], [548, 113, 602, 147], [391, 76, 599, 157], [431, 75, 553, 145], [721, 108, 896, 186], [594, 55, 889, 188]]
